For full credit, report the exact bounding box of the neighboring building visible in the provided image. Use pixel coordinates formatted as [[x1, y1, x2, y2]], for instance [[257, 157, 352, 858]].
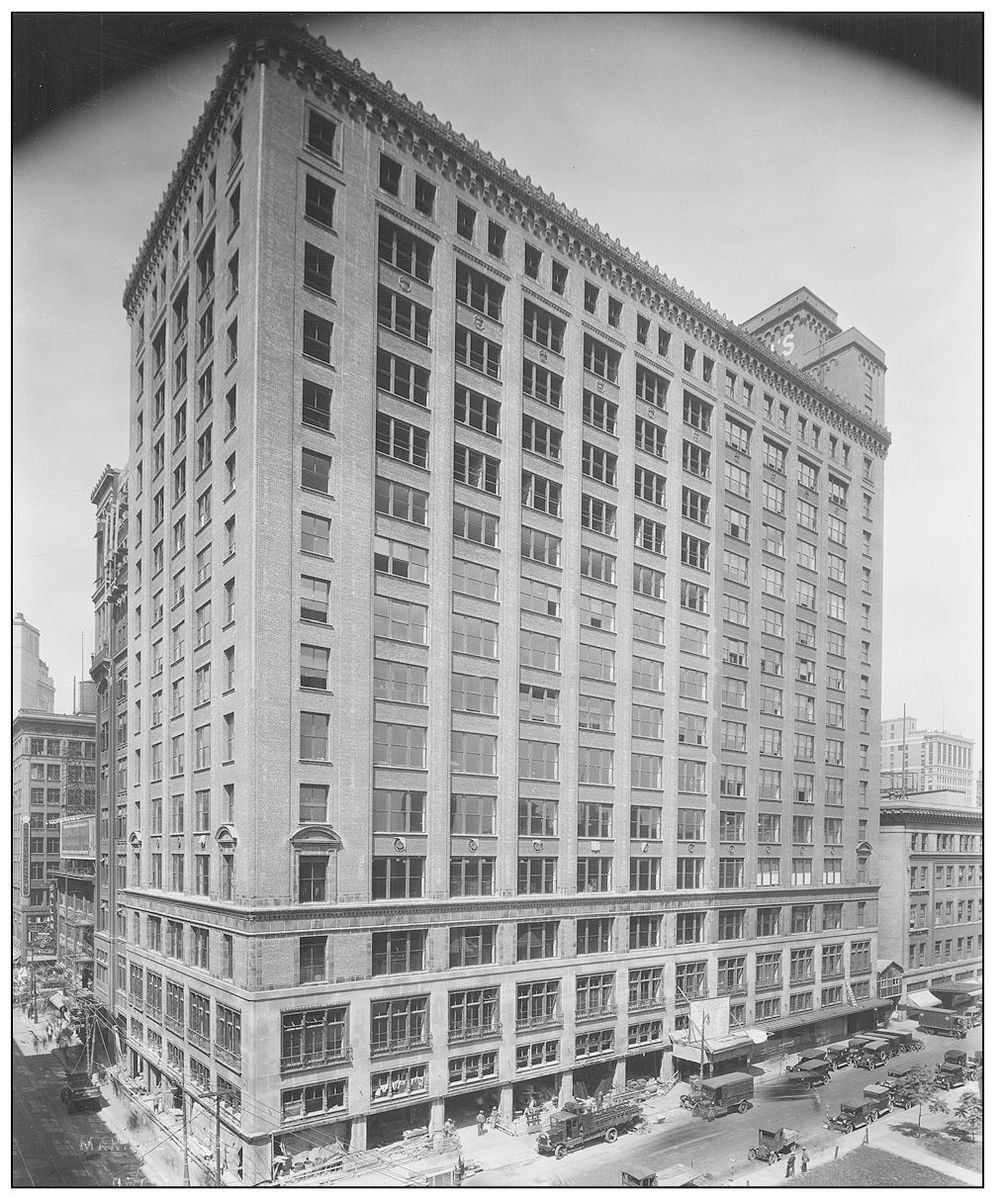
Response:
[[877, 790, 983, 1003], [881, 715, 975, 805], [115, 27, 891, 1178], [12, 710, 97, 968], [87, 466, 129, 1015], [13, 613, 56, 712]]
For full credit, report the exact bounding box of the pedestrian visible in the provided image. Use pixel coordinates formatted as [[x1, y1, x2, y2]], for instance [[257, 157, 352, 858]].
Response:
[[476, 1109, 486, 1136], [488, 1106, 498, 1129], [31, 1032, 39, 1053], [785, 1153, 796, 1179], [801, 1148, 809, 1175]]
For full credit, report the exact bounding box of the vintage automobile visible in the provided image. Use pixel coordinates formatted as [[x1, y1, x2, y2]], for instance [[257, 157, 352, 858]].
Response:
[[824, 1042, 853, 1069], [786, 1060, 832, 1091], [621, 1162, 708, 1187], [536, 1098, 642, 1158], [689, 1072, 755, 1122], [747, 1128, 800, 1165], [933, 1063, 968, 1091], [851, 1041, 889, 1070], [787, 1047, 829, 1070], [916, 1008, 968, 1039], [827, 1101, 875, 1132], [862, 1084, 892, 1117], [943, 1050, 980, 1080], [59, 1072, 102, 1113], [873, 1028, 920, 1054]]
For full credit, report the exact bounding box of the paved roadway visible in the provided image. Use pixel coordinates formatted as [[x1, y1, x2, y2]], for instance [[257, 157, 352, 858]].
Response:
[[521, 1024, 983, 1187], [12, 1040, 148, 1187]]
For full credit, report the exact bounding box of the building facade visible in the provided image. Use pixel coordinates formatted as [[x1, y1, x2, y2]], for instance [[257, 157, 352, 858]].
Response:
[[88, 467, 130, 1014], [12, 710, 96, 968], [13, 613, 56, 712], [114, 27, 891, 1178], [881, 715, 975, 805], [876, 791, 983, 1000]]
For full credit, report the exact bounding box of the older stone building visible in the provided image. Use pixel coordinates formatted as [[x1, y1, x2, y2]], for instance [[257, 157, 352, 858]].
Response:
[[113, 26, 891, 1178], [877, 790, 982, 1005]]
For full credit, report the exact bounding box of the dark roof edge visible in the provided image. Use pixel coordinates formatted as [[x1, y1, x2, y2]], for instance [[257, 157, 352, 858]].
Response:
[[122, 25, 891, 453]]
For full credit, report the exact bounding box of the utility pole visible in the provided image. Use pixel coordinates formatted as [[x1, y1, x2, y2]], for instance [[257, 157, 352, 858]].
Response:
[[181, 1068, 191, 1187], [215, 1093, 222, 1187]]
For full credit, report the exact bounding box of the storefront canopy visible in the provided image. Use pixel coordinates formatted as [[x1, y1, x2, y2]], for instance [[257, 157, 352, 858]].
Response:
[[47, 991, 67, 1011], [762, 997, 892, 1035], [907, 990, 942, 1009], [672, 1035, 753, 1065]]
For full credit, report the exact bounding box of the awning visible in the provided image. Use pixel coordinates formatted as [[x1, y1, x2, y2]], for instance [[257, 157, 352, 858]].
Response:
[[762, 998, 892, 1035], [907, 990, 942, 1009], [672, 1035, 753, 1064], [932, 978, 982, 996], [47, 991, 67, 1010]]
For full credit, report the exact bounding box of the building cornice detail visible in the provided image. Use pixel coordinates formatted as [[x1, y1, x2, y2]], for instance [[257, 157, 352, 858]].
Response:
[[123, 25, 891, 457]]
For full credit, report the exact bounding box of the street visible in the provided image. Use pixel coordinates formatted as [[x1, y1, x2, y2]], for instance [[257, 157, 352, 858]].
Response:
[[480, 1024, 983, 1187], [12, 1035, 148, 1187]]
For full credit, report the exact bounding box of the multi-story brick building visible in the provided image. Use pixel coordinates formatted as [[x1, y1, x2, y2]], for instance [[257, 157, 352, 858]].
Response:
[[88, 466, 130, 1014], [880, 715, 975, 805], [12, 710, 97, 969], [114, 26, 892, 1178], [877, 790, 982, 1004]]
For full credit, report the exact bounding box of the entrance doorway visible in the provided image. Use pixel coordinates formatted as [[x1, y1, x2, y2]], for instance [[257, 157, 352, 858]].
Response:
[[367, 1101, 430, 1149]]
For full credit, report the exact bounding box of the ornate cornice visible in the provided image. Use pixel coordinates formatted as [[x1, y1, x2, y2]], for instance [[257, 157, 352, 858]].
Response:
[[123, 23, 891, 457]]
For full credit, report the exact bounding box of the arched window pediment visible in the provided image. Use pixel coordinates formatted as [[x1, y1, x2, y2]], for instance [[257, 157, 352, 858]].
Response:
[[289, 824, 343, 850]]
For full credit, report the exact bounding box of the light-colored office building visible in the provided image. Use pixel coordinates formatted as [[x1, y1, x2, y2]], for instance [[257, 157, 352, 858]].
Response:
[[113, 26, 892, 1178], [13, 612, 56, 712], [880, 716, 975, 805]]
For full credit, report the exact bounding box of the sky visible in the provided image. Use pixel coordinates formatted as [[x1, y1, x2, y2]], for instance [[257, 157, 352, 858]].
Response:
[[12, 14, 982, 766]]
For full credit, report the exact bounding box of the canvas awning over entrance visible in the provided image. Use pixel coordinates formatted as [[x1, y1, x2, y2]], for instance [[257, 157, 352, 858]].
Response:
[[761, 997, 891, 1035], [906, 989, 942, 1008], [672, 1034, 753, 1064]]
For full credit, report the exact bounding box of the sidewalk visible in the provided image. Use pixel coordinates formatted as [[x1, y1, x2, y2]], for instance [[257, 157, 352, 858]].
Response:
[[868, 1124, 981, 1186]]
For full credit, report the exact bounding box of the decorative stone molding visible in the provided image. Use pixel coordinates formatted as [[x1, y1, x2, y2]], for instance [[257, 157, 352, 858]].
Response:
[[122, 24, 891, 457]]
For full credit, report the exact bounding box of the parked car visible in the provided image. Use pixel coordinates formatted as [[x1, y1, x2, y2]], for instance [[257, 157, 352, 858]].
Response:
[[851, 1041, 889, 1070], [962, 1006, 982, 1027], [942, 1050, 980, 1080], [787, 1060, 832, 1091], [689, 1072, 754, 1122], [862, 1085, 892, 1117], [59, 1072, 102, 1113], [825, 1043, 852, 1069], [933, 1063, 967, 1091], [536, 1098, 642, 1159], [748, 1128, 800, 1165], [621, 1162, 708, 1187]]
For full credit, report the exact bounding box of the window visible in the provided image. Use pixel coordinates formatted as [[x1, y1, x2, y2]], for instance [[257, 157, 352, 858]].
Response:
[[679, 668, 707, 702], [371, 857, 425, 900], [453, 613, 498, 657], [523, 414, 562, 460], [450, 857, 496, 897], [374, 536, 428, 583], [452, 731, 497, 775], [450, 795, 496, 836], [455, 199, 476, 240], [682, 440, 710, 480], [305, 174, 336, 227], [376, 349, 429, 407], [455, 384, 500, 436], [523, 301, 565, 352], [523, 471, 562, 517], [299, 712, 329, 761], [723, 594, 748, 627], [372, 930, 425, 976], [522, 360, 563, 408], [375, 477, 427, 527], [583, 334, 620, 383], [373, 722, 426, 769], [724, 462, 750, 499], [414, 173, 436, 216], [299, 784, 328, 823], [517, 921, 558, 961], [724, 506, 749, 541], [455, 264, 503, 318], [454, 502, 497, 550], [455, 559, 499, 601], [377, 285, 430, 344], [455, 326, 501, 378], [524, 526, 562, 566], [378, 218, 433, 283], [583, 495, 617, 536], [582, 443, 617, 485], [453, 672, 497, 715]]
